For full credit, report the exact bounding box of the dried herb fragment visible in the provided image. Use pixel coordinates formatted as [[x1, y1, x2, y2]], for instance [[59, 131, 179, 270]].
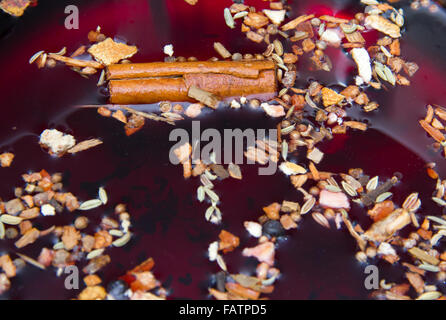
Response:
[[88, 38, 138, 66], [0, 0, 30, 17], [67, 139, 103, 154], [188, 86, 220, 109]]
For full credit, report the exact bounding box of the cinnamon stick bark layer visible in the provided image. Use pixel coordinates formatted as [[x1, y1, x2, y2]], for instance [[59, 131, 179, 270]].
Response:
[[107, 60, 277, 104], [106, 60, 275, 80]]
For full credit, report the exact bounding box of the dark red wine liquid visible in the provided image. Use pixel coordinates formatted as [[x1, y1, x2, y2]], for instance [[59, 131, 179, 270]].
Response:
[[0, 0, 446, 299]]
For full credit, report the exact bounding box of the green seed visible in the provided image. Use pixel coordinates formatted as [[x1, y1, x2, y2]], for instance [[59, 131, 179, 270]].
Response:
[[224, 8, 235, 29], [0, 214, 23, 225], [78, 199, 102, 211]]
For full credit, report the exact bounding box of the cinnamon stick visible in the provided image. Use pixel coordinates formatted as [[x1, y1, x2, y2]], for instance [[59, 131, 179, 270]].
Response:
[[108, 67, 277, 104], [106, 60, 275, 80]]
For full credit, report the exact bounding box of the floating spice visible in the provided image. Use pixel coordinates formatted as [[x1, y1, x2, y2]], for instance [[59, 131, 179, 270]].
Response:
[[98, 187, 108, 205], [86, 249, 105, 260], [300, 197, 316, 215], [408, 247, 440, 266], [16, 253, 46, 270], [0, 0, 31, 17], [281, 14, 315, 31], [376, 192, 393, 203], [224, 8, 235, 29], [214, 42, 232, 59], [365, 14, 401, 38], [361, 177, 398, 206], [78, 199, 103, 211], [0, 221, 4, 240], [197, 186, 205, 202], [88, 38, 138, 65], [0, 215, 23, 225], [67, 139, 103, 154], [112, 232, 132, 247], [312, 212, 330, 229], [364, 209, 411, 242], [188, 86, 220, 109], [228, 163, 242, 180]]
